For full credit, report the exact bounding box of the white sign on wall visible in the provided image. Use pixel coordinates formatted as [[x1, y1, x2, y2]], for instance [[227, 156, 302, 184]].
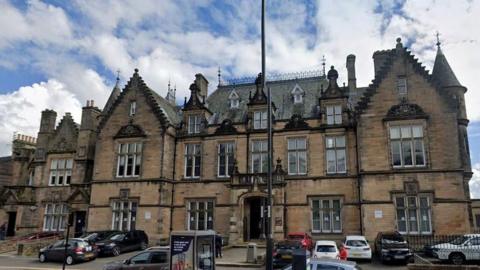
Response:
[[374, 210, 383, 219], [145, 211, 151, 220]]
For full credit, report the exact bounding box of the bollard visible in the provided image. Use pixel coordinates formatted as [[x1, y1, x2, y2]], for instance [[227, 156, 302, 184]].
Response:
[[291, 248, 306, 270], [17, 243, 24, 256], [246, 242, 258, 263]]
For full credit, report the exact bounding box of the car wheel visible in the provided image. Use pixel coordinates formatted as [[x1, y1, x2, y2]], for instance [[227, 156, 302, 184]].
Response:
[[140, 241, 147, 250], [39, 253, 46, 263], [449, 253, 465, 265], [112, 246, 120, 256], [65, 255, 74, 265]]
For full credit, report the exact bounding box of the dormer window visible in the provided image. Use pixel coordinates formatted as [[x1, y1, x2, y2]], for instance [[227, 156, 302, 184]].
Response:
[[253, 111, 267, 129], [291, 84, 304, 104], [397, 77, 407, 96], [326, 105, 342, 125], [228, 89, 240, 109], [129, 101, 136, 116], [188, 115, 202, 134]]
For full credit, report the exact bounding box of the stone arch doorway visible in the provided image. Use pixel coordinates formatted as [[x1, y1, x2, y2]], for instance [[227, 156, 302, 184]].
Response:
[[241, 193, 267, 241]]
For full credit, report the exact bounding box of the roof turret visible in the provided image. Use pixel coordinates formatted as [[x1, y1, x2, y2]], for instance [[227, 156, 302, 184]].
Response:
[[103, 73, 122, 114], [431, 38, 463, 88]]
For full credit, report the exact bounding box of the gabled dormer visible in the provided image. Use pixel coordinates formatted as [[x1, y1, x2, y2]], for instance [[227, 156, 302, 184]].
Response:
[[319, 66, 349, 126], [291, 83, 305, 104], [228, 89, 240, 109], [182, 75, 212, 135], [247, 73, 275, 130]]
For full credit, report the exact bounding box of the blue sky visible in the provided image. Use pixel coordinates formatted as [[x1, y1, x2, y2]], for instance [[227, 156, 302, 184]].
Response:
[[0, 0, 479, 194]]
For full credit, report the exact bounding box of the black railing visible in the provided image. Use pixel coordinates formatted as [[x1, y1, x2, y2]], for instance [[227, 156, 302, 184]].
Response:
[[405, 234, 480, 257]]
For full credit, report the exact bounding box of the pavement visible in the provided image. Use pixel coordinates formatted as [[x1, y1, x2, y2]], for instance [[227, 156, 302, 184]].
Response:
[[0, 247, 411, 270]]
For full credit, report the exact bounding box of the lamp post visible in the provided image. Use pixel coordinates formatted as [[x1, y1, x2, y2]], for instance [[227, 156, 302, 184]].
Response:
[[261, 0, 273, 269]]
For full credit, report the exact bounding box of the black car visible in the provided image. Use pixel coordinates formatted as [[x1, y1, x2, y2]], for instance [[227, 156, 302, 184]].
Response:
[[273, 240, 307, 269], [103, 247, 170, 270], [39, 238, 97, 265], [374, 231, 413, 264], [80, 230, 120, 244], [96, 230, 149, 256]]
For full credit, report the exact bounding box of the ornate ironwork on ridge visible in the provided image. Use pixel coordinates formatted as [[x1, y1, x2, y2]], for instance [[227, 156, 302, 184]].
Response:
[[223, 69, 325, 86]]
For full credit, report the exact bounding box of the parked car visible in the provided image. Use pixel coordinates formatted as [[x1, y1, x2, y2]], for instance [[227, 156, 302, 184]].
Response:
[[282, 258, 360, 270], [103, 246, 169, 270], [15, 231, 62, 241], [80, 230, 120, 245], [374, 231, 413, 264], [343, 235, 372, 261], [38, 238, 97, 265], [313, 240, 339, 259], [287, 232, 314, 251], [273, 240, 307, 269], [431, 234, 480, 265], [96, 230, 149, 256], [308, 258, 361, 270]]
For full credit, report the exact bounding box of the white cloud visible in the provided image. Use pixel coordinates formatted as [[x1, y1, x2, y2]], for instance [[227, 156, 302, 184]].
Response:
[[469, 163, 480, 199], [0, 80, 82, 156]]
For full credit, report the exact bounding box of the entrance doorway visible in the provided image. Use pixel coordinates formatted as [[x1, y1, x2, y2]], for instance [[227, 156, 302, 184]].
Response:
[[6, 212, 16, 237], [74, 211, 86, 237], [244, 197, 266, 241]]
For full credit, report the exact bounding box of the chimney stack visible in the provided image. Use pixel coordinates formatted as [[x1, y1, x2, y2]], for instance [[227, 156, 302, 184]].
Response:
[[81, 100, 101, 130], [373, 50, 389, 75], [194, 73, 209, 102], [39, 109, 57, 134], [346, 54, 357, 92]]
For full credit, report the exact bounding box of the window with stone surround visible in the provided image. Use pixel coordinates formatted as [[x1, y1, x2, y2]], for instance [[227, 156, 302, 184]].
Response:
[[390, 125, 425, 168], [43, 203, 68, 231], [253, 111, 268, 129], [288, 137, 307, 175], [218, 142, 235, 177], [187, 200, 214, 230], [185, 144, 201, 178], [395, 195, 431, 234], [251, 140, 268, 173], [311, 198, 342, 233], [397, 77, 407, 96], [116, 142, 142, 177], [129, 101, 137, 116], [188, 115, 202, 134], [326, 105, 342, 125], [111, 200, 137, 231], [326, 136, 346, 174], [49, 159, 73, 186]]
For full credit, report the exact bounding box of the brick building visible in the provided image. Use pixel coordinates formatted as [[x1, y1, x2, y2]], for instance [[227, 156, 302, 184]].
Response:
[[0, 38, 474, 243]]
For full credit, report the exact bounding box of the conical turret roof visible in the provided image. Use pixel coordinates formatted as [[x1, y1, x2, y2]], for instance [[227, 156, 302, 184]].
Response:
[[103, 76, 122, 114], [432, 45, 462, 88]]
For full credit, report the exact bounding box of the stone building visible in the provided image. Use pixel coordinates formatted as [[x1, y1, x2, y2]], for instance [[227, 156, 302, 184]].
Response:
[[0, 38, 474, 243]]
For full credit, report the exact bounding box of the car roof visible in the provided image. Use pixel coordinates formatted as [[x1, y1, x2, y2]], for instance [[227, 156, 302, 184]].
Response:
[[345, 235, 367, 240], [315, 240, 337, 245], [310, 258, 356, 266], [465, 234, 480, 237]]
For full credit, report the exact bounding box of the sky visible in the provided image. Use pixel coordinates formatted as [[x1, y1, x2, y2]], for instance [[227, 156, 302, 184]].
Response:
[[0, 0, 479, 195]]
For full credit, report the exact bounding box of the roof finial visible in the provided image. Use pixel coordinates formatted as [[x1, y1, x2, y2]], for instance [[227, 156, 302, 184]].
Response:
[[436, 31, 441, 48], [168, 79, 171, 91], [322, 55, 326, 76], [218, 67, 222, 86], [115, 69, 120, 87]]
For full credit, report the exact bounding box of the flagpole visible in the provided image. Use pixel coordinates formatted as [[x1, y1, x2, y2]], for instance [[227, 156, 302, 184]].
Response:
[[262, 0, 273, 269]]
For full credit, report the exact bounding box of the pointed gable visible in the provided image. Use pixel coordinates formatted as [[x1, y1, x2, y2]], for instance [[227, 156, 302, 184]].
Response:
[[103, 77, 122, 115], [48, 113, 79, 153], [97, 69, 180, 132]]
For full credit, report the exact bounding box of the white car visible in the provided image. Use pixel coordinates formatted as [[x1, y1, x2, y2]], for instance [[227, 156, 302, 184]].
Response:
[[344, 235, 372, 261], [433, 234, 480, 265], [313, 240, 339, 259]]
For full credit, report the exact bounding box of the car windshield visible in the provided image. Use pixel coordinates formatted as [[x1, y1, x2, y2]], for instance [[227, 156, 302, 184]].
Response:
[[449, 236, 468, 245], [346, 240, 368, 247], [382, 234, 405, 243], [277, 242, 301, 249], [82, 233, 97, 240], [110, 233, 125, 240], [316, 245, 336, 252]]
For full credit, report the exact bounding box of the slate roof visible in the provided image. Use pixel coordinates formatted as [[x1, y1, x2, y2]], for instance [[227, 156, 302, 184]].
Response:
[[206, 76, 329, 124], [431, 46, 463, 88]]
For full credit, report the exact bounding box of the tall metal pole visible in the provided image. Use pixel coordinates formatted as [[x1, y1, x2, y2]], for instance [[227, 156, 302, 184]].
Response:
[[262, 0, 273, 269]]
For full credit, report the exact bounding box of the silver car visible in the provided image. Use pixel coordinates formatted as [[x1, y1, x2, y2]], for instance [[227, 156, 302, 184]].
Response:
[[283, 258, 361, 270]]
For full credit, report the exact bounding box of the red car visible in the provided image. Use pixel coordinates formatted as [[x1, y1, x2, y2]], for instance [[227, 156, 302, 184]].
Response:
[[287, 232, 313, 251]]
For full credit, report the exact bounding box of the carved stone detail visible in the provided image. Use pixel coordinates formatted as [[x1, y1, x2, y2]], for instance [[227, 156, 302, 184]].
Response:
[[386, 99, 427, 120], [114, 123, 146, 138], [215, 119, 238, 135], [284, 114, 310, 130]]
